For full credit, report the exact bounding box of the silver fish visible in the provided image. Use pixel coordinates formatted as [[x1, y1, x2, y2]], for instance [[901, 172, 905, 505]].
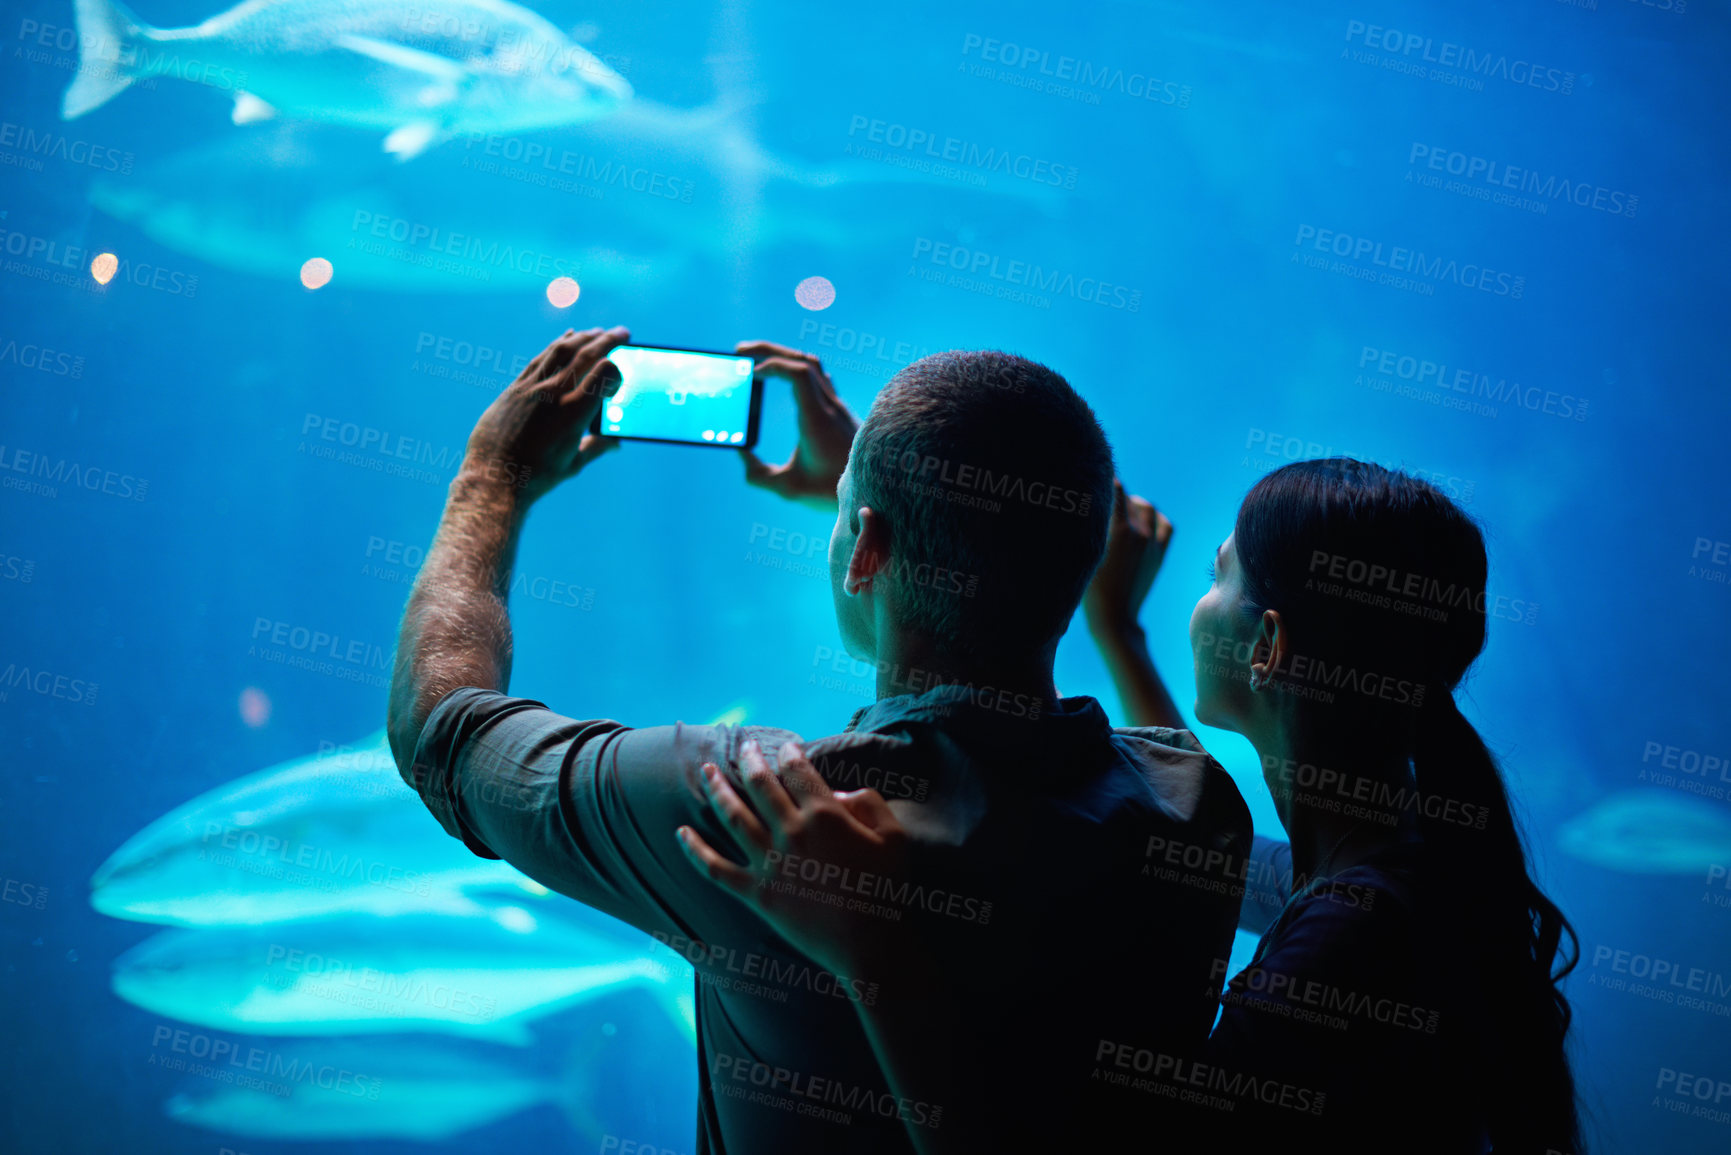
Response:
[[1557, 788, 1731, 874], [162, 1037, 589, 1140], [90, 731, 547, 926], [62, 0, 631, 158], [112, 900, 695, 1045], [82, 121, 942, 292]]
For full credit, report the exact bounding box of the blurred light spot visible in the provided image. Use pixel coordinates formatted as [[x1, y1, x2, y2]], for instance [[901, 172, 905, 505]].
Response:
[[547, 276, 581, 308], [90, 252, 118, 285], [729, 431, 744, 444], [794, 275, 835, 310], [606, 404, 624, 423], [494, 906, 537, 934], [701, 429, 716, 441], [239, 686, 271, 728], [299, 257, 333, 290]]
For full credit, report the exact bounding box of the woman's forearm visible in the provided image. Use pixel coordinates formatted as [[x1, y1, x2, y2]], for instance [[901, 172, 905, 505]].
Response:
[[1092, 623, 1186, 730]]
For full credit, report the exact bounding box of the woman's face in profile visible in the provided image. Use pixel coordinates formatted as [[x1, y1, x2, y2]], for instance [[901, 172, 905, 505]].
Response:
[[1188, 533, 1257, 733]]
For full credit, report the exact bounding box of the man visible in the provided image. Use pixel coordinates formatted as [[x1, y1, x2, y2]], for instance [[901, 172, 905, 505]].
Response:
[[388, 326, 1250, 1152]]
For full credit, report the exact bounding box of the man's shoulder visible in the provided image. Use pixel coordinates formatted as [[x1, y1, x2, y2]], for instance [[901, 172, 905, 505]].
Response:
[[1108, 726, 1250, 831], [666, 720, 806, 777], [800, 727, 933, 803], [672, 721, 935, 806]]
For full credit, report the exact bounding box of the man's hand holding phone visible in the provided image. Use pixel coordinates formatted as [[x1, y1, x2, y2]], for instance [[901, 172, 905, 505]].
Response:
[[736, 341, 859, 512], [464, 326, 629, 505]]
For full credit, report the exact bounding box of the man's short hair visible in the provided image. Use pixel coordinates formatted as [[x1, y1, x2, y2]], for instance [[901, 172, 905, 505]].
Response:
[[849, 350, 1114, 659]]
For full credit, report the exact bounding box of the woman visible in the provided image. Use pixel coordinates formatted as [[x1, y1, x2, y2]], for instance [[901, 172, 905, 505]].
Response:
[[678, 459, 1583, 1153]]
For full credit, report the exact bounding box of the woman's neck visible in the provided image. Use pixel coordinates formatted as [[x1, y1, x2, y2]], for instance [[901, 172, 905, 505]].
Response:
[[1254, 723, 1415, 884]]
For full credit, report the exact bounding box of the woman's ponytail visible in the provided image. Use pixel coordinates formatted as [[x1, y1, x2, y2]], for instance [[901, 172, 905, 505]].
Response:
[[1234, 458, 1583, 1153], [1414, 691, 1581, 1154]]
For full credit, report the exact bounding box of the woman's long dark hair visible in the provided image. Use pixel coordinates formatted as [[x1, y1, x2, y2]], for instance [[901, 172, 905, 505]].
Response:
[[1233, 458, 1581, 1153]]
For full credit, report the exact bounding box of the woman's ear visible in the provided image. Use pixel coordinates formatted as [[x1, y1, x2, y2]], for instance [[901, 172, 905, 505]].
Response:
[[1249, 608, 1286, 690]]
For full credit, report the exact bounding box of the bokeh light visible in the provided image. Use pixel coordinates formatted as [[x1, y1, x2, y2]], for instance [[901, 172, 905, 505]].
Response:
[[299, 257, 333, 290], [546, 276, 581, 308], [238, 686, 271, 728], [89, 252, 118, 285], [794, 275, 836, 310]]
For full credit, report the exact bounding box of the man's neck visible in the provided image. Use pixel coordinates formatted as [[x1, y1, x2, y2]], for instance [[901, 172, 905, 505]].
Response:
[[870, 632, 1059, 705]]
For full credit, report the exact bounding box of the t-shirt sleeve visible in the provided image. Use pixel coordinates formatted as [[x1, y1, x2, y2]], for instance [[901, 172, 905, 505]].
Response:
[[403, 686, 802, 939], [1239, 835, 1294, 934], [1209, 868, 1419, 1081], [1206, 869, 1429, 1143]]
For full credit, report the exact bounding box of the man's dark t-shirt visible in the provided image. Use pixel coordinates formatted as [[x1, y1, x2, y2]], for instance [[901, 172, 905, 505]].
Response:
[[407, 683, 1251, 1153]]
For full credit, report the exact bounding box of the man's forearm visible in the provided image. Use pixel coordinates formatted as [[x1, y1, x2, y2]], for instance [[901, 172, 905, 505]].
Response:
[[387, 461, 530, 768]]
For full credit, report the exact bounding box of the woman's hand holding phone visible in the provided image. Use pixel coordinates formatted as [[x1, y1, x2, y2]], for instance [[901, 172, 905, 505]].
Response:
[[736, 340, 859, 512]]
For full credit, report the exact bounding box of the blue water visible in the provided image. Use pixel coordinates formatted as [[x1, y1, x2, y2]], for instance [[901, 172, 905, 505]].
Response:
[[2, 0, 1727, 1151]]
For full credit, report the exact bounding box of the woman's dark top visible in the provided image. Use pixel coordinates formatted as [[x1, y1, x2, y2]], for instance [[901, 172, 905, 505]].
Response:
[[1201, 837, 1490, 1154]]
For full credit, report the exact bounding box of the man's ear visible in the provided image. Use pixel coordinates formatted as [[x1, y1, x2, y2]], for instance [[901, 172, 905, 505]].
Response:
[[847, 506, 890, 595]]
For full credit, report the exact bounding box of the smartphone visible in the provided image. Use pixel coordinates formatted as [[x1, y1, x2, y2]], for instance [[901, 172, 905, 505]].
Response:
[[590, 344, 761, 449]]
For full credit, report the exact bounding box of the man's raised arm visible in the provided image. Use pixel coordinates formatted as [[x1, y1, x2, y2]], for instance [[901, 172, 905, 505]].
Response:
[[386, 326, 629, 778]]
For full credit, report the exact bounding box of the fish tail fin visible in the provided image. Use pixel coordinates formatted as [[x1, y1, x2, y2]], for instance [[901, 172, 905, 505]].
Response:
[[648, 979, 698, 1046], [63, 0, 148, 119], [593, 957, 698, 1043], [549, 982, 694, 1141], [551, 1033, 607, 1142]]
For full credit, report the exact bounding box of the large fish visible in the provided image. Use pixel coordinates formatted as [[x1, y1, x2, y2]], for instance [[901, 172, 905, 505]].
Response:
[[162, 1037, 594, 1140], [112, 900, 694, 1045], [62, 0, 631, 158], [82, 123, 925, 291], [1557, 788, 1731, 874], [90, 730, 549, 925]]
